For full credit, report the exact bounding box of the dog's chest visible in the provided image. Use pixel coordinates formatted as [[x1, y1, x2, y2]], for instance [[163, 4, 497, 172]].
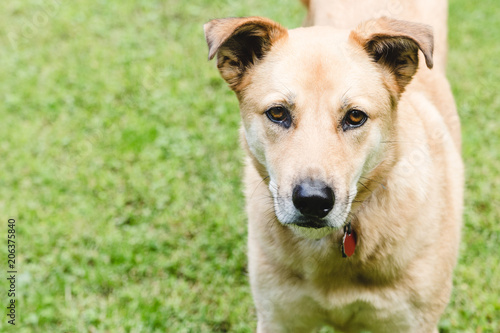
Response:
[[323, 300, 414, 332], [304, 279, 416, 332]]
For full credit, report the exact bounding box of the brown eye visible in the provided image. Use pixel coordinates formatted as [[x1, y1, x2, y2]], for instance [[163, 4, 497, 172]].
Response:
[[343, 109, 368, 130], [265, 106, 291, 128], [269, 108, 286, 120]]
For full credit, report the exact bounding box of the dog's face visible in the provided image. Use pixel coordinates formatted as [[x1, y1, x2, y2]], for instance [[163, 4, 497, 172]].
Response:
[[205, 17, 433, 238]]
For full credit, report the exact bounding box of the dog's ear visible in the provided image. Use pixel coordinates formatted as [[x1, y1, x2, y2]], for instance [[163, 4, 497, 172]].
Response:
[[204, 17, 288, 91], [350, 17, 434, 93]]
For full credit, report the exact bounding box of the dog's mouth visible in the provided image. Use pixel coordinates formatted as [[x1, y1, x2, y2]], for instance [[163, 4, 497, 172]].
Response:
[[294, 218, 328, 229]]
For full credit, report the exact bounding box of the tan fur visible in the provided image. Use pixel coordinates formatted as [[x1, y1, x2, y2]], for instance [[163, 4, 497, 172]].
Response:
[[205, 1, 462, 331]]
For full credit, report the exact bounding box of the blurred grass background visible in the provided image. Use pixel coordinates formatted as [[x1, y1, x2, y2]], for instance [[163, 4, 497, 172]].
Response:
[[0, 0, 498, 332]]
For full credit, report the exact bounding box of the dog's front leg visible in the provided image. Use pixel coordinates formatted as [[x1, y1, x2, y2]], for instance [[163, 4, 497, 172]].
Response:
[[254, 297, 291, 333], [256, 319, 289, 333], [252, 282, 322, 333], [255, 303, 318, 333]]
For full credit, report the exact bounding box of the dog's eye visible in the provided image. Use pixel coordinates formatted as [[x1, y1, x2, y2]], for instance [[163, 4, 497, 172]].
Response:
[[343, 110, 368, 130], [265, 106, 291, 128]]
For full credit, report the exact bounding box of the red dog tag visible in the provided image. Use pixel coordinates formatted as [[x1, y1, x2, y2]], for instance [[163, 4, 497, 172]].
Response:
[[342, 224, 356, 257]]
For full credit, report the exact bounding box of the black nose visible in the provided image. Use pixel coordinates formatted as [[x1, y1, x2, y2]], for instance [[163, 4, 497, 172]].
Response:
[[292, 181, 335, 219]]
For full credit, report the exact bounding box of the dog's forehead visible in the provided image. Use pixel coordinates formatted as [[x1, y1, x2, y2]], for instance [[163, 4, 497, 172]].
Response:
[[249, 26, 382, 107], [287, 25, 351, 50], [282, 26, 363, 87]]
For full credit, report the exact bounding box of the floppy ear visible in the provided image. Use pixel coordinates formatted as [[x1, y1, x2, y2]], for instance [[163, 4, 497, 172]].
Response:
[[204, 17, 288, 91], [350, 17, 434, 93]]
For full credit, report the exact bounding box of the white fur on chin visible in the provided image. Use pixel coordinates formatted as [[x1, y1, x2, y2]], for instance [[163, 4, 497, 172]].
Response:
[[288, 224, 335, 239]]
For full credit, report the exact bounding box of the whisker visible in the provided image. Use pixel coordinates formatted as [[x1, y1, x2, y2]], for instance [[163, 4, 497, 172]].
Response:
[[250, 176, 270, 200], [357, 181, 372, 193]]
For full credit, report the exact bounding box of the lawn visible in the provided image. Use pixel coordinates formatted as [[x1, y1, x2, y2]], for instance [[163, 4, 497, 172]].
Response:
[[0, 0, 498, 332]]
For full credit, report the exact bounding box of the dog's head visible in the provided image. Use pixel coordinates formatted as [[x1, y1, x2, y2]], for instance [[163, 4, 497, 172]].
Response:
[[205, 17, 433, 238]]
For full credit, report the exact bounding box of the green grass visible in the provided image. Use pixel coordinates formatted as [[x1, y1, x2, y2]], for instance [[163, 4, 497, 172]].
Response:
[[0, 0, 498, 331]]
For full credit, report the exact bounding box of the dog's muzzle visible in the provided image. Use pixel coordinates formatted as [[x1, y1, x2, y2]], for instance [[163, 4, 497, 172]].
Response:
[[292, 180, 335, 227]]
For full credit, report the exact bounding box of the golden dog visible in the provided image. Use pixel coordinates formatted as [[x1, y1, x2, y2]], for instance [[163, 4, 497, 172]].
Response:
[[205, 0, 463, 331]]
